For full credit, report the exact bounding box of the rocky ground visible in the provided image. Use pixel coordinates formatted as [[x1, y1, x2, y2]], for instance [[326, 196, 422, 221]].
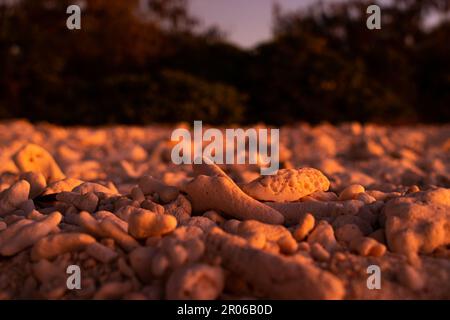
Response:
[[0, 120, 449, 300]]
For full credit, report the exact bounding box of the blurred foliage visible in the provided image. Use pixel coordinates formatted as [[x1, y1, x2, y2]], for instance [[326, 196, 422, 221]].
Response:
[[0, 0, 449, 125]]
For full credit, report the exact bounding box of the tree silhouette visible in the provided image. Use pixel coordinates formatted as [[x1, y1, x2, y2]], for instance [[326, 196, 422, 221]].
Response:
[[0, 0, 449, 124]]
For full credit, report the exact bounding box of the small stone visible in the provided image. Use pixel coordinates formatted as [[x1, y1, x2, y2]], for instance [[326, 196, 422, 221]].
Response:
[[13, 144, 65, 183]]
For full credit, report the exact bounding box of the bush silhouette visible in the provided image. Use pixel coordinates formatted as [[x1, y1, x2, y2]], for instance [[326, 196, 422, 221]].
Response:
[[0, 0, 449, 125]]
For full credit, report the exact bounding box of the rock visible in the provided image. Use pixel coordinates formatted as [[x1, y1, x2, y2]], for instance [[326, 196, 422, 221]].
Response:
[[307, 220, 338, 252], [241, 168, 330, 202], [42, 178, 84, 195], [13, 144, 65, 183], [335, 224, 363, 243], [397, 264, 426, 292], [332, 215, 373, 235], [56, 191, 99, 213], [185, 174, 284, 225], [310, 243, 330, 262], [339, 184, 365, 201], [384, 188, 450, 262], [72, 182, 117, 195], [128, 208, 177, 239], [165, 264, 225, 300], [0, 180, 30, 216], [20, 172, 47, 198]]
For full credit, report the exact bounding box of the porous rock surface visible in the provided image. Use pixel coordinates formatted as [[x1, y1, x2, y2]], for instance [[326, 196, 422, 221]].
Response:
[[0, 120, 449, 300]]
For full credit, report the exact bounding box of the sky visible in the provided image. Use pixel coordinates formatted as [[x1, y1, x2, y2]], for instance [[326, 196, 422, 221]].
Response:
[[189, 0, 328, 48], [189, 0, 447, 47]]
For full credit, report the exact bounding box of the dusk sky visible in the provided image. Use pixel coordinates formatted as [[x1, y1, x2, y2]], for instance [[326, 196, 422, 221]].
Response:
[[190, 0, 339, 48], [189, 0, 445, 47]]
